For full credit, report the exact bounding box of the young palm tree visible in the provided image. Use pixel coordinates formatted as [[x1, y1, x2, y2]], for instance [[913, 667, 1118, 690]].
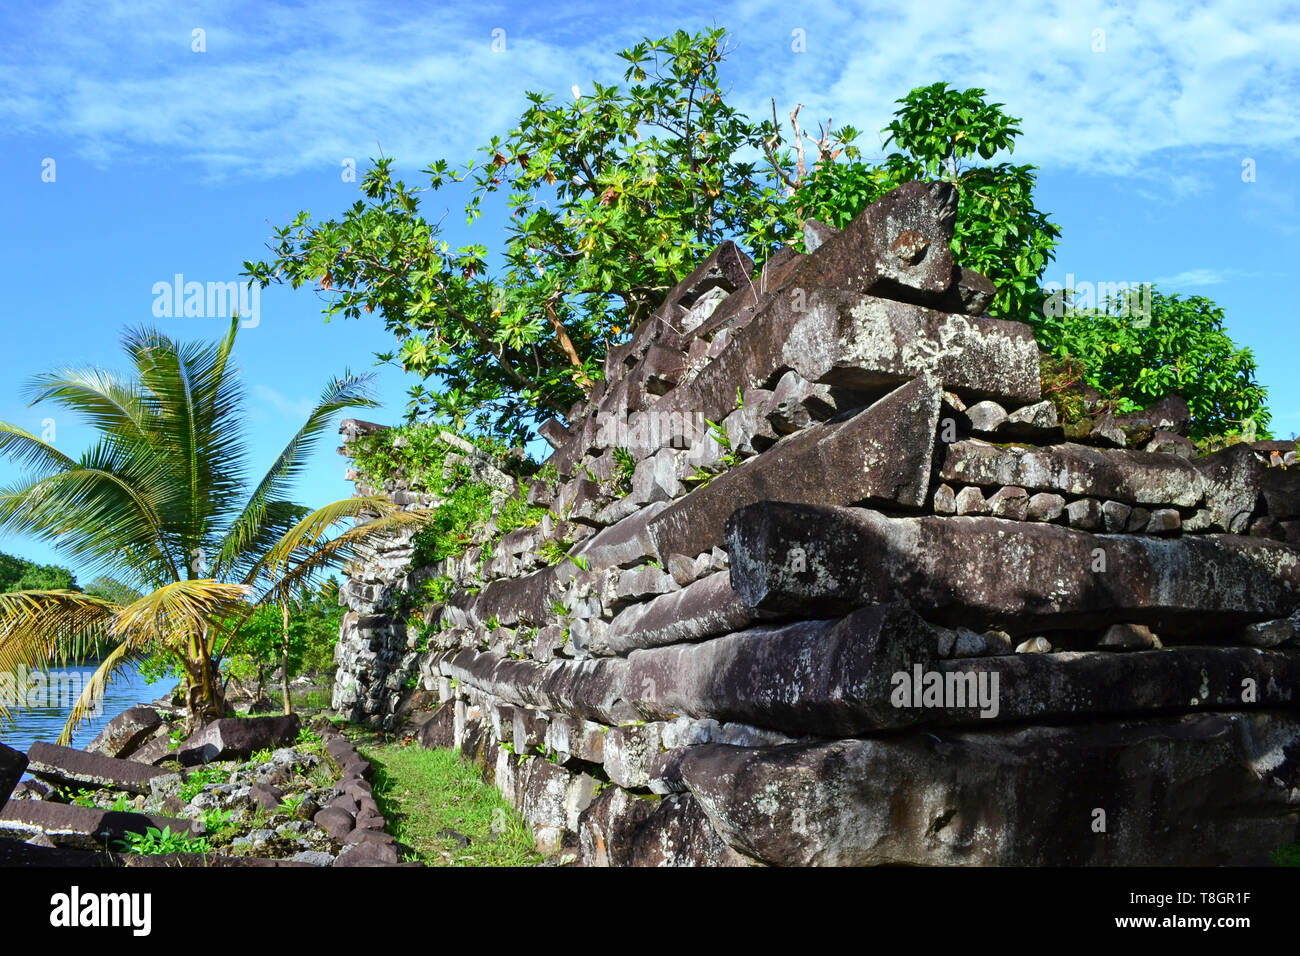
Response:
[[0, 317, 423, 741]]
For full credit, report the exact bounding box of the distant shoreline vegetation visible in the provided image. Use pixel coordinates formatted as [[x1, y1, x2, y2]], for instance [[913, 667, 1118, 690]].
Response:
[[0, 549, 128, 662]]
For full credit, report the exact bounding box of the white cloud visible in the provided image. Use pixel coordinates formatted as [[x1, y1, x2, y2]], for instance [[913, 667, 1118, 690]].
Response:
[[2, 0, 1297, 184]]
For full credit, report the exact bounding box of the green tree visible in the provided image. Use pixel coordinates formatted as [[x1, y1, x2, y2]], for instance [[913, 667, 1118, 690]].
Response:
[[1038, 286, 1271, 441], [244, 28, 847, 443], [0, 551, 77, 593], [794, 82, 1270, 439], [0, 318, 423, 739], [225, 579, 342, 713], [793, 81, 1062, 327]]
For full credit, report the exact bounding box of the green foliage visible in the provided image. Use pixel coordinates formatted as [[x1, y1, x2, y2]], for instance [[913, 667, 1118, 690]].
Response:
[[116, 825, 211, 856], [1038, 288, 1271, 441], [245, 28, 839, 443], [360, 743, 544, 866], [612, 447, 636, 497], [538, 540, 574, 567], [0, 551, 77, 593], [793, 81, 1061, 327], [277, 793, 306, 814], [179, 764, 228, 802], [1273, 844, 1300, 867], [224, 579, 343, 698], [685, 418, 741, 487], [794, 81, 1269, 440]]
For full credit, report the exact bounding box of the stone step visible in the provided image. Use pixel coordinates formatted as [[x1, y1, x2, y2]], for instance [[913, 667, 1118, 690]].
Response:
[[26, 741, 171, 795], [0, 799, 199, 851]]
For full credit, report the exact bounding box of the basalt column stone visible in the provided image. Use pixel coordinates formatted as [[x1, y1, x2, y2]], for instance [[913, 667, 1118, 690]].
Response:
[[726, 502, 1300, 635], [648, 376, 942, 562]]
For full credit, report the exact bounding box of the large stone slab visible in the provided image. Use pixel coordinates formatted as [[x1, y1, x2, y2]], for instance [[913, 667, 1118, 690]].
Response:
[[1195, 443, 1300, 532], [674, 291, 1036, 431], [677, 711, 1300, 866], [176, 714, 301, 767], [599, 571, 763, 655], [780, 180, 957, 307], [0, 742, 27, 804], [26, 741, 170, 795], [620, 602, 1300, 735], [85, 705, 163, 759], [434, 649, 633, 726], [0, 799, 199, 850], [571, 501, 669, 572], [941, 440, 1205, 508], [726, 502, 1300, 634], [646, 376, 942, 561]]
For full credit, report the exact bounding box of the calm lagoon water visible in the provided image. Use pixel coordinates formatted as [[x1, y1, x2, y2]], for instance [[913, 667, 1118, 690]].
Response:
[[0, 661, 176, 757]]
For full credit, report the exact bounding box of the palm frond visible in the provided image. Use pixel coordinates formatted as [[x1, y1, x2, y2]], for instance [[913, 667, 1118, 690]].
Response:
[[111, 579, 254, 650], [21, 367, 149, 445], [255, 503, 431, 607], [0, 445, 180, 584], [56, 642, 141, 746], [125, 322, 248, 554], [0, 422, 77, 477], [217, 372, 377, 573], [0, 590, 118, 720]]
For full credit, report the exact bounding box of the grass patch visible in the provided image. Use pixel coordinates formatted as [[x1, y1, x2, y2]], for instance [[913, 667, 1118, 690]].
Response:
[[359, 742, 543, 867], [1273, 844, 1300, 866]]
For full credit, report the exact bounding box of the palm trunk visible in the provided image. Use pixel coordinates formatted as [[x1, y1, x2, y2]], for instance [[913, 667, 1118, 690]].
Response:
[[280, 600, 292, 716]]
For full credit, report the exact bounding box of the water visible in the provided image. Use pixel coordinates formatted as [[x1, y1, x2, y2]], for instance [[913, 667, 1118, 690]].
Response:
[[0, 661, 177, 757]]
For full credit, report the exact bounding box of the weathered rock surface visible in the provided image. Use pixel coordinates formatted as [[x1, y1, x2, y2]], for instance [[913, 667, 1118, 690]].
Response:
[[0, 799, 199, 850], [0, 742, 26, 805], [677, 712, 1300, 866], [27, 741, 170, 795], [727, 502, 1300, 634], [85, 706, 163, 760], [176, 714, 302, 766], [940, 440, 1205, 507], [648, 376, 941, 561]]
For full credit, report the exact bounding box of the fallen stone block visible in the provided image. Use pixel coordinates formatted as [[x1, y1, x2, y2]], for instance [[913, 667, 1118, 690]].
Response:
[[176, 714, 301, 767], [0, 799, 198, 850], [677, 711, 1300, 866], [85, 706, 163, 760], [0, 743, 27, 805], [726, 502, 1300, 635], [26, 741, 171, 796]]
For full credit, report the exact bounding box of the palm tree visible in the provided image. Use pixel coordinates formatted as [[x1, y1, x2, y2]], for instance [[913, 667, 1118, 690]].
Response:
[[0, 317, 423, 741]]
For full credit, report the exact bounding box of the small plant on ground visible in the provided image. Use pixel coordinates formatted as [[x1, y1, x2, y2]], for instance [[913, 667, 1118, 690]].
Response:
[[116, 826, 211, 856], [179, 764, 229, 802]]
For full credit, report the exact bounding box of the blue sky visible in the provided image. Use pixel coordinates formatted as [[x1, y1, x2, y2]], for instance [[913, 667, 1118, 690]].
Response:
[[2, 0, 1298, 582]]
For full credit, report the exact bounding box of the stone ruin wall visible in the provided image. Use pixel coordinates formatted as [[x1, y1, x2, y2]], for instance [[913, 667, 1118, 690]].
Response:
[[332, 180, 1300, 866]]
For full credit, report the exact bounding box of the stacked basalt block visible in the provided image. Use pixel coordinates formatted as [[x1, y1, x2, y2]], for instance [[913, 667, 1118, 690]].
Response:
[[335, 180, 1300, 866]]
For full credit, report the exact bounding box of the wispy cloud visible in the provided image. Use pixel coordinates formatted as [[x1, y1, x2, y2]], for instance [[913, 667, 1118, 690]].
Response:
[[1150, 268, 1231, 287], [250, 384, 315, 419], [3, 0, 1298, 185]]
